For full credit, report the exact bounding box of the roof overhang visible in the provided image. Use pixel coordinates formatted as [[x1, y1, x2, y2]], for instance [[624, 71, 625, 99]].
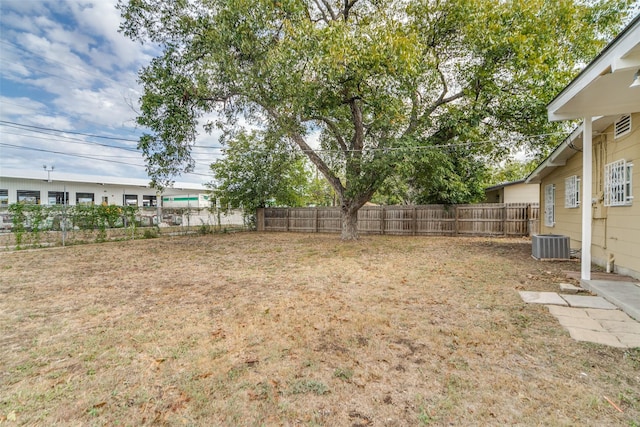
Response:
[[526, 117, 615, 184], [548, 15, 640, 121], [484, 179, 527, 192]]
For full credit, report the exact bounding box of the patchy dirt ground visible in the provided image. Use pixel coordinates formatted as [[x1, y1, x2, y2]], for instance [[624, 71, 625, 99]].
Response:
[[1, 233, 639, 426]]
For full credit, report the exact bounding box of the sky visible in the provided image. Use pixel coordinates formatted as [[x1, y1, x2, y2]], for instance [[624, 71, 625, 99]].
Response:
[[0, 0, 220, 185]]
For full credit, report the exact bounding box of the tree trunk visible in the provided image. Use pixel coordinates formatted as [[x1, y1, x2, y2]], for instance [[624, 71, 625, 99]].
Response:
[[341, 206, 359, 240]]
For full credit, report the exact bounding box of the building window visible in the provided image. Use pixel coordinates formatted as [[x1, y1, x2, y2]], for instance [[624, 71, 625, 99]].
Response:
[[0, 189, 8, 206], [564, 176, 580, 208], [17, 190, 40, 205], [48, 191, 69, 205], [544, 184, 555, 227], [604, 159, 633, 206], [124, 194, 138, 206], [143, 195, 157, 207], [76, 192, 95, 206]]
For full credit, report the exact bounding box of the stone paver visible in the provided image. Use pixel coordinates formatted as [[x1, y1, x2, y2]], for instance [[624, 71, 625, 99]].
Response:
[[599, 320, 640, 334], [519, 291, 568, 306], [584, 308, 633, 321], [555, 316, 605, 331], [559, 283, 583, 294], [616, 333, 640, 347], [547, 305, 590, 318], [519, 291, 640, 348], [566, 328, 626, 348], [560, 294, 618, 310]]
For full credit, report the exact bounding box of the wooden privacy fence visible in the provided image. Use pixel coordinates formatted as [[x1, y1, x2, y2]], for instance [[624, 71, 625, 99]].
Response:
[[257, 203, 540, 237]]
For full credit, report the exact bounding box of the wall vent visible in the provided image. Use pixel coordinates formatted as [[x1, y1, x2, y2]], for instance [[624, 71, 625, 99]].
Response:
[[614, 114, 631, 139], [532, 234, 570, 260]]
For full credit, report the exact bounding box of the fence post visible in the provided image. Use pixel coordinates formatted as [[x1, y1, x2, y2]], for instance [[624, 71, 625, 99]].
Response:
[[286, 208, 290, 232], [256, 208, 264, 231], [454, 206, 459, 235], [315, 207, 319, 233], [381, 206, 385, 235], [413, 207, 417, 236], [503, 204, 507, 236]]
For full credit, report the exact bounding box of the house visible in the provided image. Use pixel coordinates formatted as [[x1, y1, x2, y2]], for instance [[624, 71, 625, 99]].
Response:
[[483, 179, 539, 204], [526, 15, 640, 280]]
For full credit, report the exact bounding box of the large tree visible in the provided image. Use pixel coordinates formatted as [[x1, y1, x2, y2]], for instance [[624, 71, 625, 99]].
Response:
[[120, 0, 629, 239]]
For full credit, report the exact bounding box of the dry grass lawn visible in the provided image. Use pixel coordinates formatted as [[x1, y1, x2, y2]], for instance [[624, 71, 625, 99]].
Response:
[[1, 232, 639, 426]]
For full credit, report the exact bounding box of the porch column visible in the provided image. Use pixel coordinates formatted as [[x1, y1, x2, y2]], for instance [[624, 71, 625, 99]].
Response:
[[581, 117, 592, 281]]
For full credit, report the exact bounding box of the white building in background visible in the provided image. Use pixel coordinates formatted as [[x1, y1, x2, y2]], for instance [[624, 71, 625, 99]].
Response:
[[0, 170, 209, 208]]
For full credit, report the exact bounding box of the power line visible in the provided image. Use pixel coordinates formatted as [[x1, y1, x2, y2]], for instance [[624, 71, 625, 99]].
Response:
[[0, 131, 143, 158], [0, 143, 213, 177], [0, 120, 140, 143], [0, 119, 576, 155], [0, 119, 226, 152], [1, 128, 140, 152], [0, 142, 146, 168]]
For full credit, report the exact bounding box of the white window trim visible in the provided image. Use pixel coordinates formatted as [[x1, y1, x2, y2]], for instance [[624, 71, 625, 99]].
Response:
[[604, 159, 634, 206], [544, 184, 555, 227], [564, 175, 580, 208]]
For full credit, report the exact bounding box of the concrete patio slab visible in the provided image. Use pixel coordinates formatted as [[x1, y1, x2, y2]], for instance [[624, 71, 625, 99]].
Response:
[[566, 328, 626, 348], [519, 291, 568, 306], [559, 283, 583, 294], [560, 295, 618, 310], [616, 333, 640, 348], [547, 305, 590, 318], [580, 280, 640, 322], [584, 308, 634, 321], [599, 320, 640, 334], [555, 316, 605, 331]]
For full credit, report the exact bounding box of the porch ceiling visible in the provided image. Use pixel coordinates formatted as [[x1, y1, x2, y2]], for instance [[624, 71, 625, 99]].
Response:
[[548, 16, 640, 121]]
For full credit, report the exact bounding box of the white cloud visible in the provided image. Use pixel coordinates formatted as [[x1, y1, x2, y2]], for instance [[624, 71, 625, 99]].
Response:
[[0, 0, 214, 182], [0, 96, 47, 117]]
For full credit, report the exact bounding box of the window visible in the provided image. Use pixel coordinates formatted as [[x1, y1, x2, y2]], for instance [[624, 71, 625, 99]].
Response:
[[48, 191, 69, 205], [124, 194, 138, 206], [0, 189, 7, 206], [564, 176, 580, 208], [76, 192, 95, 205], [544, 184, 555, 227], [614, 114, 631, 139], [143, 195, 157, 207], [17, 190, 40, 205], [604, 159, 633, 206]]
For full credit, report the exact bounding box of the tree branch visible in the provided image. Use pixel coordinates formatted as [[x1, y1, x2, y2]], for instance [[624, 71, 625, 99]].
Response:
[[290, 132, 345, 197], [312, 0, 330, 24], [310, 115, 348, 152], [404, 65, 465, 138], [405, 90, 422, 136], [321, 0, 338, 20], [343, 0, 358, 21], [265, 107, 345, 197], [349, 99, 364, 151]]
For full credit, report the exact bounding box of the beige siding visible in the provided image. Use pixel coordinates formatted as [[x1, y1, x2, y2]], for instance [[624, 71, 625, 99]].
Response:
[[504, 183, 539, 204], [540, 113, 640, 277], [484, 183, 538, 203], [539, 148, 584, 249]]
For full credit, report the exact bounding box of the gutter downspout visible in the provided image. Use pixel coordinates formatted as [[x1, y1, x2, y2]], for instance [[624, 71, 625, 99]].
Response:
[[581, 118, 593, 281]]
